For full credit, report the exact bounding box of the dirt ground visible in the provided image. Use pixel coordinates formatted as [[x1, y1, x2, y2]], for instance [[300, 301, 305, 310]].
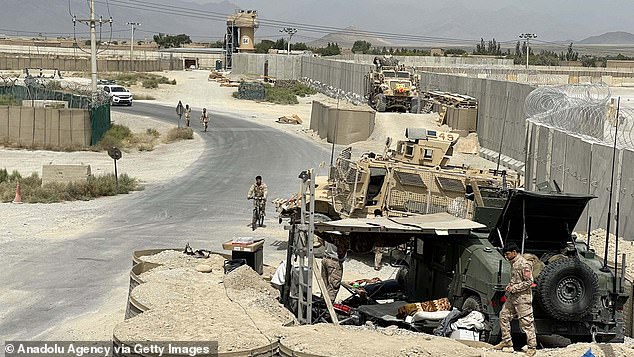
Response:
[[3, 70, 634, 353]]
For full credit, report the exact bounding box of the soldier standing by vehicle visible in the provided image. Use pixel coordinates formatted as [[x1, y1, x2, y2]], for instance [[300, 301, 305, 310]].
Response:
[[200, 108, 209, 132], [184, 104, 191, 127], [494, 242, 537, 356], [321, 238, 349, 302]]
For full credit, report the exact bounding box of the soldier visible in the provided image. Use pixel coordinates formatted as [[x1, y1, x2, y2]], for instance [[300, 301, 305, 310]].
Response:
[[200, 108, 209, 132], [493, 242, 537, 356], [184, 104, 191, 127], [321, 238, 349, 302], [247, 175, 268, 214]]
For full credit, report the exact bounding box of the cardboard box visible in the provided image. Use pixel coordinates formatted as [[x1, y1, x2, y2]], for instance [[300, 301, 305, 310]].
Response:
[[450, 329, 479, 341]]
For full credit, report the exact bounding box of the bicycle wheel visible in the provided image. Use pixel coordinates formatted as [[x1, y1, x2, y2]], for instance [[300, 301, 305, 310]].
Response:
[[258, 205, 264, 227], [252, 207, 258, 230]]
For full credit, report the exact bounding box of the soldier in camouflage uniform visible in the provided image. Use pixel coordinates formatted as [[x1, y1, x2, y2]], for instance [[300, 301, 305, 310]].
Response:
[[493, 242, 537, 356]]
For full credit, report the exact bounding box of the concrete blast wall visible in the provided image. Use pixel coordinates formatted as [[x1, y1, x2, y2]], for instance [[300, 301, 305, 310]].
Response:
[[0, 55, 179, 72], [310, 101, 375, 145], [0, 105, 91, 146], [333, 54, 514, 66], [525, 122, 634, 241], [420, 72, 536, 162]]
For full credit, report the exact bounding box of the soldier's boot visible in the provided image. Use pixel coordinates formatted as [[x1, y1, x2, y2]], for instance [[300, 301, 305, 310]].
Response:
[[525, 348, 537, 357], [493, 340, 513, 350]]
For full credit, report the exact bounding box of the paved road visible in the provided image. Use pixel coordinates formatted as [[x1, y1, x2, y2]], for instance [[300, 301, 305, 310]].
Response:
[[0, 102, 330, 340]]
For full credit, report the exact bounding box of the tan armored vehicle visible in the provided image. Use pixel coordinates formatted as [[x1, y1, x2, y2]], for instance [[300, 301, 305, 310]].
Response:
[[365, 56, 420, 112], [278, 128, 519, 226]]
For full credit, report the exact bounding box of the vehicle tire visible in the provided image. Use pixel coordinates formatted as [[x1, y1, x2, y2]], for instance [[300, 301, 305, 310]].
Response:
[[462, 295, 484, 312], [258, 208, 264, 227], [536, 258, 599, 321], [410, 98, 419, 114], [461, 295, 491, 343], [375, 94, 387, 112], [312, 213, 332, 258]]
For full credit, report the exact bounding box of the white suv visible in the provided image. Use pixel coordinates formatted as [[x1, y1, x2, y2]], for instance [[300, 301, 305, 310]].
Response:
[[103, 85, 133, 106]]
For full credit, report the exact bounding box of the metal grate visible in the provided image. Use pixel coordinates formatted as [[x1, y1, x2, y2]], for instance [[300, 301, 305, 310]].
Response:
[[394, 171, 426, 188], [436, 176, 466, 192]]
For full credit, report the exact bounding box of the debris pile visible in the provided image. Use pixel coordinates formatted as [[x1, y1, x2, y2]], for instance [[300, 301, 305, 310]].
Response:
[[115, 251, 294, 353], [235, 82, 266, 100]]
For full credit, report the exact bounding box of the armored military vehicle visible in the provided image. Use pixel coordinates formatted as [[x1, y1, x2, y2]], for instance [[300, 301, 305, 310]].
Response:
[[276, 128, 518, 252], [365, 56, 420, 112], [399, 188, 629, 343]]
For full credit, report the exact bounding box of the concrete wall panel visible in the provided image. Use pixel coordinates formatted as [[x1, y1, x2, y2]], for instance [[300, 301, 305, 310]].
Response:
[[19, 107, 34, 145], [618, 149, 634, 240], [8, 106, 21, 141], [70, 109, 88, 145], [33, 108, 46, 145], [550, 130, 567, 189], [588, 144, 619, 232], [58, 109, 73, 146], [326, 108, 375, 145], [536, 125, 551, 185], [563, 136, 592, 230], [46, 109, 59, 146], [0, 106, 9, 139]]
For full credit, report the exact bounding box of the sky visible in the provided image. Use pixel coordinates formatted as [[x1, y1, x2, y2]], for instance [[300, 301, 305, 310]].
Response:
[[3, 0, 634, 47]]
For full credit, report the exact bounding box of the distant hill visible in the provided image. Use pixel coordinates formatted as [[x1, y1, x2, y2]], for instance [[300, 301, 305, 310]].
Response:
[[307, 26, 392, 48], [579, 31, 634, 44]]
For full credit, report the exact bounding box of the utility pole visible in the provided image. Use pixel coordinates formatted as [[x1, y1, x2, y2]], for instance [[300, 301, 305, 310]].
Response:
[[127, 22, 141, 60], [74, 0, 110, 95], [280, 27, 297, 55], [519, 33, 537, 70]]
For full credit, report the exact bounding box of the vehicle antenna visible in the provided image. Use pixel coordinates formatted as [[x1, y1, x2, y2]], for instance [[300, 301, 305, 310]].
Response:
[[586, 216, 592, 249], [613, 202, 620, 293], [496, 95, 510, 174], [601, 97, 620, 273]]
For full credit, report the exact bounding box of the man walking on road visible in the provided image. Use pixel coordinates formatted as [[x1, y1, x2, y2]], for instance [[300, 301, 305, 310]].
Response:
[[493, 242, 537, 356]]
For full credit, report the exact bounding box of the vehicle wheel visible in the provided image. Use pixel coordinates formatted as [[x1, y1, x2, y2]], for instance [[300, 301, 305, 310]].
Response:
[[410, 98, 419, 113], [128, 102, 133, 106], [375, 94, 387, 112], [536, 258, 599, 321], [462, 295, 484, 312], [252, 209, 258, 231]]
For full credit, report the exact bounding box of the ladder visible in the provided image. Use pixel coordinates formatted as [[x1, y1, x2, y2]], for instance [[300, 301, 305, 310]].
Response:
[[283, 169, 315, 324]]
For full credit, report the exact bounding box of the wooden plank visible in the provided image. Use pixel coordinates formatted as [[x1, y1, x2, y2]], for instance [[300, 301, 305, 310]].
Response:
[[312, 259, 339, 325]]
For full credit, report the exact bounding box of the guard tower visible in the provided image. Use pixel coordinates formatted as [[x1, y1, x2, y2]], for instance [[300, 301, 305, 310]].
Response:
[[225, 9, 258, 69]]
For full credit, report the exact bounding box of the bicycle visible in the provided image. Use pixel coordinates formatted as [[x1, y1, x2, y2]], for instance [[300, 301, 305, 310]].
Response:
[[250, 197, 265, 230]]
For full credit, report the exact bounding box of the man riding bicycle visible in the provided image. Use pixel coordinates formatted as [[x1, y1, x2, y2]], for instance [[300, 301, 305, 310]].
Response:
[[247, 176, 268, 224]]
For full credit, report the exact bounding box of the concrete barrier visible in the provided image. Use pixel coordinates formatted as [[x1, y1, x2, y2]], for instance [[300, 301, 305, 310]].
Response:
[[41, 164, 91, 186], [0, 105, 91, 146], [310, 101, 375, 145]]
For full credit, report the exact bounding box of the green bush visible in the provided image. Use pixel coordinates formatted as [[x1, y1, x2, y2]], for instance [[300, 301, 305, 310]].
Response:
[[142, 79, 159, 89], [0, 170, 142, 203], [0, 94, 19, 106], [265, 86, 299, 105], [106, 124, 133, 140], [146, 128, 160, 138]]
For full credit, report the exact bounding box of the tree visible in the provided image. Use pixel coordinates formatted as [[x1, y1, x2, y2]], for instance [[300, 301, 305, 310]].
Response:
[[352, 40, 372, 54], [153, 33, 191, 48], [292, 42, 309, 51], [315, 42, 341, 56], [209, 40, 225, 48], [254, 40, 275, 53], [273, 38, 288, 50]]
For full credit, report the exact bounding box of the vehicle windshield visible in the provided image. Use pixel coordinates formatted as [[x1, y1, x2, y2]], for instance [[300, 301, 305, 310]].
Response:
[[383, 71, 396, 78], [110, 87, 128, 92], [397, 71, 411, 78]]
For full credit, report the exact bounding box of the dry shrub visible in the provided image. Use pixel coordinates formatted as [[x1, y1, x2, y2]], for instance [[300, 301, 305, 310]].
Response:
[[163, 127, 193, 143]]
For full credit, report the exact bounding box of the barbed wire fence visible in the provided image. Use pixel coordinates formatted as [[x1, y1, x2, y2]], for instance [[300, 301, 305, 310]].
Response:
[[0, 74, 110, 109], [525, 83, 634, 150]]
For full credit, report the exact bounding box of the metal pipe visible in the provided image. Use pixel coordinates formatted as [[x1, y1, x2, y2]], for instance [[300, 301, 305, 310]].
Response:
[[613, 202, 620, 293], [586, 216, 592, 249]]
